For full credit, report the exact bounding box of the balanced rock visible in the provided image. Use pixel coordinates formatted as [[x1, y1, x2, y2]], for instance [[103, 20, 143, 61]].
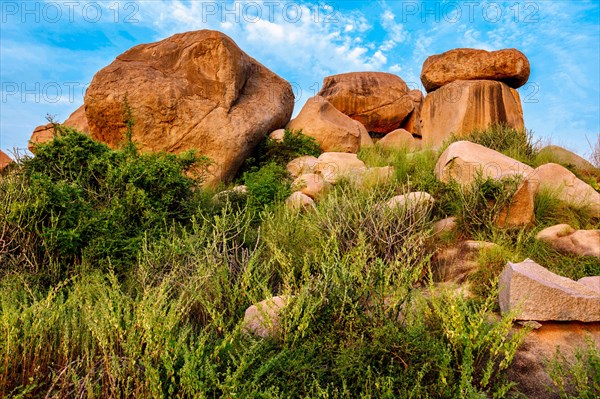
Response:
[[84, 30, 294, 185], [533, 163, 600, 217], [29, 105, 89, 152], [420, 48, 530, 92], [317, 72, 414, 134], [499, 259, 600, 322], [537, 145, 597, 174], [287, 96, 366, 153], [401, 89, 424, 136], [0, 149, 13, 172], [291, 173, 329, 199], [421, 80, 524, 148], [243, 296, 289, 338], [536, 224, 600, 258], [377, 128, 420, 151], [285, 191, 315, 211], [313, 152, 367, 184], [433, 240, 498, 283], [287, 155, 318, 178]]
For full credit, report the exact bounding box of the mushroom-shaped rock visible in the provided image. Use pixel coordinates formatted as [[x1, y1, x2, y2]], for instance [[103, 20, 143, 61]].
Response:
[[84, 30, 294, 185], [533, 163, 600, 217], [286, 156, 318, 178], [291, 173, 329, 199], [536, 224, 600, 258], [286, 96, 365, 153], [420, 48, 530, 92], [421, 80, 525, 148], [243, 296, 290, 338], [313, 152, 367, 184], [317, 72, 414, 134], [499, 259, 600, 322]]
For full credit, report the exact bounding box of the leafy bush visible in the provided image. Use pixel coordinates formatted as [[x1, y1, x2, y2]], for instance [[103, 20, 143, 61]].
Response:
[[0, 126, 209, 280], [243, 162, 291, 209]]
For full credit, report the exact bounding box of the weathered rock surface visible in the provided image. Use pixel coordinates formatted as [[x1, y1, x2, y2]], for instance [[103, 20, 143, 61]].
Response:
[[291, 173, 329, 199], [433, 240, 498, 283], [287, 96, 365, 153], [536, 224, 600, 258], [420, 48, 530, 92], [285, 191, 315, 211], [436, 141, 537, 226], [538, 145, 597, 174], [401, 89, 424, 136], [507, 321, 600, 399], [269, 129, 285, 142], [84, 30, 294, 185], [287, 156, 318, 178], [499, 259, 600, 322], [533, 163, 600, 217], [243, 296, 289, 338], [432, 216, 458, 237], [313, 152, 367, 184], [317, 72, 414, 134], [377, 128, 420, 150], [0, 149, 13, 172], [421, 80, 525, 148]]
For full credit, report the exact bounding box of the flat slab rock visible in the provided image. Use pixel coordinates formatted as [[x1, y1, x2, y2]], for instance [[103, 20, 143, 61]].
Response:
[[499, 259, 600, 322]]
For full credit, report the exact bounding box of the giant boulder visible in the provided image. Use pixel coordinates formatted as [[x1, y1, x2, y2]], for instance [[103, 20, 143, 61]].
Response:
[[420, 48, 530, 93], [287, 96, 366, 153], [421, 80, 525, 148], [317, 72, 414, 134], [84, 30, 294, 185]]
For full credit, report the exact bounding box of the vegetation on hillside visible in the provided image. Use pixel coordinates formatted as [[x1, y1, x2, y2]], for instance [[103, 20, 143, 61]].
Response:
[[0, 123, 598, 398]]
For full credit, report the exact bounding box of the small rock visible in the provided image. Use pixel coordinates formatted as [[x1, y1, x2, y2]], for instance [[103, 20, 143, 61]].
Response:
[[285, 191, 315, 211], [432, 216, 458, 237], [377, 128, 420, 151], [287, 156, 318, 178], [499, 259, 600, 322], [313, 152, 367, 184], [536, 224, 600, 258], [243, 296, 289, 338], [269, 129, 285, 142], [385, 192, 434, 214], [291, 173, 329, 199]]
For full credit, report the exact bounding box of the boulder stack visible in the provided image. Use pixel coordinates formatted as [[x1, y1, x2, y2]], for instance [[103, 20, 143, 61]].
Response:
[[420, 48, 529, 147]]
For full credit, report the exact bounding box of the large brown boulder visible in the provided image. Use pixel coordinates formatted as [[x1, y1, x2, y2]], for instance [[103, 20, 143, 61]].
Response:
[[0, 149, 13, 172], [421, 80, 525, 148], [401, 89, 424, 136], [436, 141, 537, 227], [499, 259, 600, 322], [84, 30, 294, 185], [420, 48, 530, 93], [287, 96, 366, 153], [317, 72, 414, 134], [533, 163, 600, 217], [29, 105, 89, 152]]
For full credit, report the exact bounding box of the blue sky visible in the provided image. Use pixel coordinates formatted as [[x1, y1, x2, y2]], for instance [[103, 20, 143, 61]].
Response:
[[1, 0, 599, 159]]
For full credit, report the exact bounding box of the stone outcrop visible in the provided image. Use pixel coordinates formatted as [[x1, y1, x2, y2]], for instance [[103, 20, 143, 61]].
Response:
[[436, 141, 537, 226], [317, 72, 414, 134], [420, 48, 530, 93], [377, 128, 420, 151], [313, 152, 367, 184], [533, 163, 600, 217], [536, 224, 600, 258], [421, 80, 525, 148], [243, 296, 289, 338], [0, 149, 13, 172], [84, 30, 294, 185], [538, 145, 597, 174], [401, 89, 424, 136], [287, 96, 366, 153], [29, 105, 89, 151], [291, 173, 330, 199], [499, 259, 600, 322]]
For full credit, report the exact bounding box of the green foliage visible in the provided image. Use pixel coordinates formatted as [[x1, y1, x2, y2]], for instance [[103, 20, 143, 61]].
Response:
[[0, 126, 209, 280], [547, 336, 600, 399], [243, 162, 291, 209]]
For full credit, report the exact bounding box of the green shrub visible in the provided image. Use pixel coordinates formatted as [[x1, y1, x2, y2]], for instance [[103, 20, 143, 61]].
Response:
[[243, 162, 291, 209], [547, 336, 600, 398]]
